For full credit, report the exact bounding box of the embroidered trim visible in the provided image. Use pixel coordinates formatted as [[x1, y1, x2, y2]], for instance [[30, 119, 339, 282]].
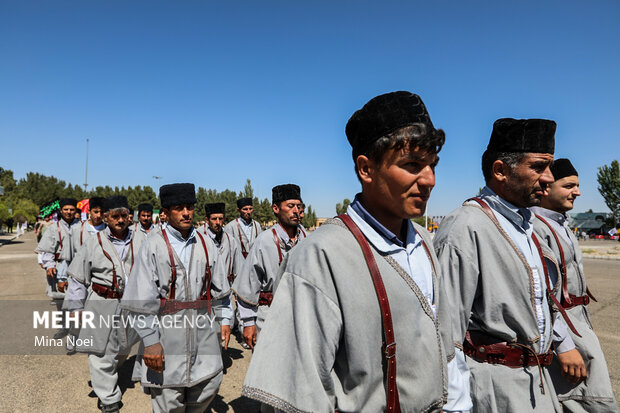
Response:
[[383, 255, 435, 321], [242, 386, 312, 413], [464, 204, 542, 346]]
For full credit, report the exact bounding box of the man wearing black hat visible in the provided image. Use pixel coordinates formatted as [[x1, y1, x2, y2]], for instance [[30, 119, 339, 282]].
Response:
[[232, 184, 307, 350], [532, 159, 618, 412], [36, 198, 79, 301], [66, 195, 139, 412], [224, 197, 262, 259], [71, 197, 107, 256], [203, 202, 242, 341], [241, 92, 470, 412], [132, 202, 154, 252], [121, 183, 232, 412], [434, 119, 580, 411]]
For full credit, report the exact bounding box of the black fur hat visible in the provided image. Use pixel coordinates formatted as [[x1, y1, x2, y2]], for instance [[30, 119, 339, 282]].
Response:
[[551, 158, 578, 180], [159, 183, 197, 209], [237, 197, 253, 208], [345, 91, 434, 151], [138, 203, 153, 213], [105, 196, 129, 212], [272, 184, 301, 205], [205, 202, 226, 217], [487, 118, 556, 154]]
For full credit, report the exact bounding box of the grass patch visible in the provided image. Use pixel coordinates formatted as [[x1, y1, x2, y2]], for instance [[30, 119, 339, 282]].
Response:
[[581, 248, 595, 254]]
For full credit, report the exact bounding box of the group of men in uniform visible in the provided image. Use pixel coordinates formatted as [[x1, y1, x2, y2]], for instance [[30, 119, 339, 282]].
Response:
[[33, 90, 617, 413], [240, 91, 617, 413]]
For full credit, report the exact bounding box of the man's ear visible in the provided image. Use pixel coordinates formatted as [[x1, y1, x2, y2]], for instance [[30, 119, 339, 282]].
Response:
[[356, 155, 374, 184], [491, 160, 510, 183], [272, 203, 279, 216]]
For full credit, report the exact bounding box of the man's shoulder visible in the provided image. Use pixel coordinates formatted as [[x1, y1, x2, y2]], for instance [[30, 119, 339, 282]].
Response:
[[434, 203, 494, 245]]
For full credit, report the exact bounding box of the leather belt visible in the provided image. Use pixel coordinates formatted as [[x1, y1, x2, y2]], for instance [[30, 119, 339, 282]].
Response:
[[258, 291, 273, 306], [463, 332, 553, 368], [159, 298, 211, 315], [92, 283, 122, 299], [565, 294, 590, 308]]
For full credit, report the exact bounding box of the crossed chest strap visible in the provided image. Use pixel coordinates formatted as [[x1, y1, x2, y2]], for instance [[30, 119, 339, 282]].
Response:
[[159, 229, 212, 315], [534, 214, 597, 310]]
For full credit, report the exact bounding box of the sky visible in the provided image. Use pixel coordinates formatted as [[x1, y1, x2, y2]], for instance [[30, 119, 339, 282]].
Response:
[[1, 1, 619, 217]]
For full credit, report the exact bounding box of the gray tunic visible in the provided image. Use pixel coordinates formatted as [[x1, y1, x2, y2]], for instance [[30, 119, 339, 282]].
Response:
[[132, 222, 154, 254], [242, 218, 453, 413], [434, 200, 563, 413], [224, 217, 262, 257], [232, 223, 306, 330], [532, 208, 618, 411], [120, 226, 231, 388], [35, 219, 76, 298], [70, 221, 106, 256], [203, 226, 243, 283], [67, 228, 135, 354]]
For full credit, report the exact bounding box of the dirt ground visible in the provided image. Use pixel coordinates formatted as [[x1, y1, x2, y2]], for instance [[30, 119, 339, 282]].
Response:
[[0, 232, 618, 412]]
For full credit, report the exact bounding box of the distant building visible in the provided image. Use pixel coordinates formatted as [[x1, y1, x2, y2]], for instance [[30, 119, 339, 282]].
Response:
[[568, 211, 612, 235]]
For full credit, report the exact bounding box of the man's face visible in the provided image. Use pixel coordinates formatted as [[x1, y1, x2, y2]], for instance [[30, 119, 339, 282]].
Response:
[[207, 213, 224, 234], [239, 205, 253, 221], [541, 175, 580, 213], [139, 210, 153, 228], [105, 208, 130, 235], [273, 200, 301, 228], [165, 204, 195, 233], [60, 205, 76, 223], [159, 210, 167, 223], [361, 145, 438, 219], [90, 207, 104, 226], [502, 153, 555, 208]]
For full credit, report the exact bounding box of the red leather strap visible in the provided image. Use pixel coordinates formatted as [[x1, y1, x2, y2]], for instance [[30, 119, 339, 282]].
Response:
[[97, 232, 120, 292], [530, 232, 581, 337], [468, 197, 581, 338], [80, 221, 85, 246], [258, 291, 273, 306], [195, 231, 213, 316], [271, 228, 283, 265], [161, 229, 178, 300], [224, 232, 233, 280], [463, 331, 553, 367], [534, 214, 571, 306], [338, 214, 401, 413], [92, 282, 122, 299]]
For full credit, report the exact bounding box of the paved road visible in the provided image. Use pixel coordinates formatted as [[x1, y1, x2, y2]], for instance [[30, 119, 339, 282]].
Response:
[[1, 232, 618, 411]]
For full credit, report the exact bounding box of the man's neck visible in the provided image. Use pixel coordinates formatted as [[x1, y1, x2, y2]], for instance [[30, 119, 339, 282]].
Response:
[[62, 217, 73, 226], [278, 220, 298, 240], [358, 194, 407, 242], [240, 216, 251, 225], [141, 222, 152, 232], [171, 224, 190, 239], [110, 228, 128, 240]]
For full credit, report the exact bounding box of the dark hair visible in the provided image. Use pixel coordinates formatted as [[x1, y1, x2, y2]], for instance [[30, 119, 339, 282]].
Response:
[[353, 123, 445, 181], [481, 150, 526, 183]]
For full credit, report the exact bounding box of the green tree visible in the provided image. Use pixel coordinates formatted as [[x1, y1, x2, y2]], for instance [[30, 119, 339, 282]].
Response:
[[597, 160, 620, 217], [243, 179, 254, 198], [302, 204, 317, 228], [335, 198, 351, 215], [11, 199, 38, 223], [0, 167, 17, 194]]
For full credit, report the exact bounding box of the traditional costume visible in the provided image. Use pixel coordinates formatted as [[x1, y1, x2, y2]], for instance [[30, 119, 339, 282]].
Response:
[[232, 184, 307, 333], [66, 196, 139, 412], [242, 91, 470, 412], [434, 118, 576, 412], [223, 197, 262, 258], [532, 159, 618, 412], [132, 202, 155, 253], [120, 184, 232, 412]]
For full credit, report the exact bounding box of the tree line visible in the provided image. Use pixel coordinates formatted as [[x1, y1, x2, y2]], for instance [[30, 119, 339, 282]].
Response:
[[0, 167, 317, 228]]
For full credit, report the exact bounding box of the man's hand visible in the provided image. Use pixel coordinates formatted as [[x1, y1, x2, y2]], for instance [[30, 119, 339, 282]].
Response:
[[557, 348, 587, 384], [243, 325, 257, 349], [46, 267, 57, 278], [143, 342, 165, 373], [57, 281, 68, 293], [221, 325, 231, 350]]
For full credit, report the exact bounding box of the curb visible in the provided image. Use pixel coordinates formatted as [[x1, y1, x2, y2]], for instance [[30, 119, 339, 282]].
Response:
[[581, 254, 620, 261]]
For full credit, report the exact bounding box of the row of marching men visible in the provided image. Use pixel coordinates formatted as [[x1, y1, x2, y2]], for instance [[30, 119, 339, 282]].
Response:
[[34, 182, 308, 412]]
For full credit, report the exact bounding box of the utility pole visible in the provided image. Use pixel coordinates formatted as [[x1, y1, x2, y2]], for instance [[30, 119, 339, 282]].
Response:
[[83, 138, 89, 192]]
